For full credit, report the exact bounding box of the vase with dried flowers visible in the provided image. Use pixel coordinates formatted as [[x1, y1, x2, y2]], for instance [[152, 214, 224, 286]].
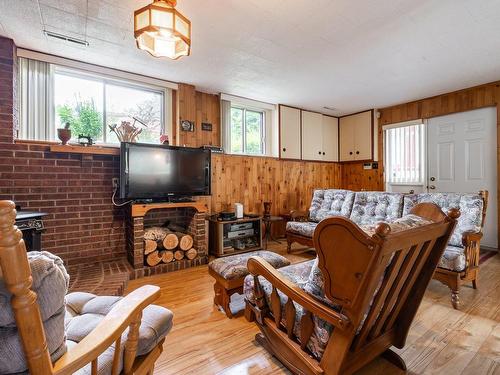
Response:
[[109, 117, 147, 143]]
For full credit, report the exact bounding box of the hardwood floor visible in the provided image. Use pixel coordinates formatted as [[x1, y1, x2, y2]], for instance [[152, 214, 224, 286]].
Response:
[[126, 243, 500, 375]]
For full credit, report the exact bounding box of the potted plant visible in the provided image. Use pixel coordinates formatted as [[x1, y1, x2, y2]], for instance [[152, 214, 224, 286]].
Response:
[[57, 122, 71, 145]]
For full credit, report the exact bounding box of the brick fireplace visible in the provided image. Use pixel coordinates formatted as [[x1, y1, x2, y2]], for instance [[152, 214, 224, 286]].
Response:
[[125, 201, 209, 279]]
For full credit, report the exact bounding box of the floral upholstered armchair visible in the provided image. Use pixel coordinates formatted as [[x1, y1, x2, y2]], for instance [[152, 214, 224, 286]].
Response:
[[0, 200, 173, 375]]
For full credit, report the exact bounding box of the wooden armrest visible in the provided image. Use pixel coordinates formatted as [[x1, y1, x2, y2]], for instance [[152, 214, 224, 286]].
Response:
[[247, 256, 351, 331], [52, 285, 160, 375], [462, 231, 483, 245], [290, 210, 309, 221]]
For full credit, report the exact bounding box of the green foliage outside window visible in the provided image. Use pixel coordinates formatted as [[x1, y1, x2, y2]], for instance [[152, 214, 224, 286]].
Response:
[[57, 100, 103, 140]]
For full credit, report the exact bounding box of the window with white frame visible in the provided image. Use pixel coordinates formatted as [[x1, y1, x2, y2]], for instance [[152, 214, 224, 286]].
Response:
[[230, 106, 265, 155], [221, 94, 277, 157], [18, 57, 171, 144], [384, 122, 425, 185]]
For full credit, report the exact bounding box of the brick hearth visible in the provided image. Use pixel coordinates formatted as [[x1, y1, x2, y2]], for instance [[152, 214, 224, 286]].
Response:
[[67, 258, 133, 296]]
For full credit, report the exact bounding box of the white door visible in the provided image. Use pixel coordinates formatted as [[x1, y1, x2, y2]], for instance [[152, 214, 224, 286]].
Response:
[[301, 111, 323, 161], [427, 107, 497, 248]]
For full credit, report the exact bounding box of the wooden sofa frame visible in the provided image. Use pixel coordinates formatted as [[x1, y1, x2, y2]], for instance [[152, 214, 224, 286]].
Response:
[[247, 203, 459, 375], [0, 200, 164, 375], [286, 190, 488, 309]]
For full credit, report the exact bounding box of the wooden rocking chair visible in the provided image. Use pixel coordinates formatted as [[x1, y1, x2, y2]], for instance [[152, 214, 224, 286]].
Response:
[[0, 200, 170, 375], [245, 203, 459, 375]]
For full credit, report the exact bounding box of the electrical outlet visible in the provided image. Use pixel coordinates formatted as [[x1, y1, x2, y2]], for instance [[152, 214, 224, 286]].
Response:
[[112, 178, 119, 190]]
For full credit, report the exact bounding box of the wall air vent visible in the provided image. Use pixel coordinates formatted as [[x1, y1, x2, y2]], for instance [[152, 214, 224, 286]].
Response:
[[43, 30, 89, 46]]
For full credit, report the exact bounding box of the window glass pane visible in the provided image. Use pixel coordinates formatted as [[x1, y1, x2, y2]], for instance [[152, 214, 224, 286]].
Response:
[[106, 84, 163, 144], [385, 124, 424, 184], [245, 110, 263, 154], [54, 73, 104, 142], [230, 108, 243, 153]]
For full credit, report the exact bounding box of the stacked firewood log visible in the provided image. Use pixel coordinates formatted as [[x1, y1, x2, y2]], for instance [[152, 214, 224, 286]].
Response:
[[143, 224, 198, 266]]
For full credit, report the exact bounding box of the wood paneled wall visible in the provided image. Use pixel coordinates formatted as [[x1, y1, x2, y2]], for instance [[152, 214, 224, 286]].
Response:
[[177, 83, 221, 148], [211, 154, 342, 215], [341, 163, 383, 191], [342, 81, 500, 192]]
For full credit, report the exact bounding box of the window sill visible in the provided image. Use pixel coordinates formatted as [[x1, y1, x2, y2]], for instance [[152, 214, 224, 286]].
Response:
[[50, 144, 120, 156]]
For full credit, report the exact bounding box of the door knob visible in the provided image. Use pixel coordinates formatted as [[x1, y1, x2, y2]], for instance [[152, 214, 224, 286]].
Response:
[[430, 177, 436, 181], [429, 185, 436, 190]]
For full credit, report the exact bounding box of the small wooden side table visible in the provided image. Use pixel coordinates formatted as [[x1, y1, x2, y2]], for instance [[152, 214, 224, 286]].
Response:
[[263, 215, 284, 249]]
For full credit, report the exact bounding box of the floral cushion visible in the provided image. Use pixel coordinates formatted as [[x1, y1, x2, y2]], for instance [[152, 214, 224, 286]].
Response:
[[309, 189, 355, 223], [209, 250, 291, 281], [358, 214, 435, 237], [438, 245, 466, 272], [350, 192, 404, 225], [403, 193, 484, 248], [286, 221, 318, 238], [243, 260, 335, 359], [304, 214, 434, 301]]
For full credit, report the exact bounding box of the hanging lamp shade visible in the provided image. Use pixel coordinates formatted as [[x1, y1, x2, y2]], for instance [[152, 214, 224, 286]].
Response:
[[134, 0, 191, 60]]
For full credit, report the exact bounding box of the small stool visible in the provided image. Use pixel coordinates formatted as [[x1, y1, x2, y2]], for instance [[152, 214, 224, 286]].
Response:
[[208, 250, 291, 318]]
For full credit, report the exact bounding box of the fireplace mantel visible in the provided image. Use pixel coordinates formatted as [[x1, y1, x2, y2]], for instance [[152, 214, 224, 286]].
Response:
[[131, 201, 209, 217]]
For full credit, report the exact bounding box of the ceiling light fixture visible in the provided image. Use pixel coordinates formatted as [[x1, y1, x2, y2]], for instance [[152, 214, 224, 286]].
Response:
[[134, 0, 191, 60]]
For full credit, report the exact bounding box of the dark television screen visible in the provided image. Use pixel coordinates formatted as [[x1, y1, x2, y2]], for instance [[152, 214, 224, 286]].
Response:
[[120, 143, 211, 199]]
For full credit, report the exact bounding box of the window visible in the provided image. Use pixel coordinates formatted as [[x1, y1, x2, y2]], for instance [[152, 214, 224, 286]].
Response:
[[384, 122, 425, 184], [221, 94, 277, 157], [230, 106, 264, 155], [19, 57, 169, 144]]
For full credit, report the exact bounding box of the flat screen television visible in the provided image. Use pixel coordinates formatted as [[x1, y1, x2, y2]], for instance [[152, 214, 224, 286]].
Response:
[[120, 143, 211, 199]]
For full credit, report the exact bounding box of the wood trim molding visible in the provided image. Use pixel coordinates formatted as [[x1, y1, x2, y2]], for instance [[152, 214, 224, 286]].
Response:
[[131, 201, 209, 217], [49, 144, 120, 156]]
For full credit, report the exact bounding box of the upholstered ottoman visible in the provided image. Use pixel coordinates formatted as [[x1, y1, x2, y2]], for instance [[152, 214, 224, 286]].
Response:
[[208, 251, 290, 318]]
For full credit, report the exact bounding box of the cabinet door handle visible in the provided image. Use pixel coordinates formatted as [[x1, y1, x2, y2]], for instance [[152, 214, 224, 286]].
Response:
[[282, 148, 286, 152], [318, 151, 322, 155], [349, 152, 353, 155], [356, 151, 360, 155], [322, 152, 325, 155]]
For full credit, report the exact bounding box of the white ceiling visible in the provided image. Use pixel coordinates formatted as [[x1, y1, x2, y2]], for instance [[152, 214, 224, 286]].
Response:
[[1, 0, 500, 115]]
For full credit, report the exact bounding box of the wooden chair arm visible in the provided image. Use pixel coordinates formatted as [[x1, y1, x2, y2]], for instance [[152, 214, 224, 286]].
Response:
[[462, 230, 483, 245], [52, 285, 161, 375], [289, 210, 309, 221], [247, 256, 351, 331]]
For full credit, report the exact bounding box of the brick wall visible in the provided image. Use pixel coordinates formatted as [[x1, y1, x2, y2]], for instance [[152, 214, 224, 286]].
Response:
[[0, 37, 126, 265]]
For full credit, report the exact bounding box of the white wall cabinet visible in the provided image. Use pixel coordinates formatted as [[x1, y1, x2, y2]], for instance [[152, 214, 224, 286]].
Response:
[[301, 111, 324, 161], [322, 115, 339, 162], [279, 105, 302, 159], [301, 111, 339, 162], [339, 110, 373, 161]]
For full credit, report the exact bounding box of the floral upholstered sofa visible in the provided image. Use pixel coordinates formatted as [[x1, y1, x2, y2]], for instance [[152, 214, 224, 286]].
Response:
[[286, 189, 488, 308]]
